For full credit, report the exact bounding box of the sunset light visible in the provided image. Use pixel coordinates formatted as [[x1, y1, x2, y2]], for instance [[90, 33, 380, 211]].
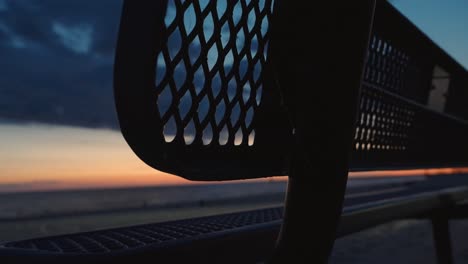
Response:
[[2, 122, 467, 193]]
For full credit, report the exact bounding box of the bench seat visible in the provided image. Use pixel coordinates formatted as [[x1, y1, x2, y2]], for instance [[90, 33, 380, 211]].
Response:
[[2, 174, 468, 263]]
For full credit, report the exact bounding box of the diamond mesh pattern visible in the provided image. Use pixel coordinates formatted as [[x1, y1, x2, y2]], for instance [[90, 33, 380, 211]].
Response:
[[354, 84, 415, 152], [155, 0, 275, 147], [115, 0, 468, 177], [355, 33, 416, 154], [3, 207, 283, 254], [364, 35, 410, 93]]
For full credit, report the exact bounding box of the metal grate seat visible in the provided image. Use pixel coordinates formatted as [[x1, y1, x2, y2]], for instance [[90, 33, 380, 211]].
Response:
[[3, 207, 283, 254]]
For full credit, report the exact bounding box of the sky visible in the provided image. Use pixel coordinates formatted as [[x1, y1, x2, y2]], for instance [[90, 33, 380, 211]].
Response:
[[2, 122, 468, 193], [0, 1, 467, 192], [0, 0, 467, 129], [391, 0, 468, 70], [0, 0, 123, 128]]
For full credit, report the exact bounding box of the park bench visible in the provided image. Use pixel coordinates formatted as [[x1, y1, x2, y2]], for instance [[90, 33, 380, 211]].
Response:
[[1, 1, 468, 263]]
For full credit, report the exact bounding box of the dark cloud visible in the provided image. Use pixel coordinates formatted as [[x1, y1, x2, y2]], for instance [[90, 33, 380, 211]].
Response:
[[1, 0, 121, 56], [0, 0, 123, 128], [0, 0, 266, 129], [0, 0, 7, 11]]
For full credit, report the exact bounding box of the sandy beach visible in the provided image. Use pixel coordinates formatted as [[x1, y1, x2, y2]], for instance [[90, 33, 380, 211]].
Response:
[[332, 219, 468, 264], [2, 177, 468, 263]]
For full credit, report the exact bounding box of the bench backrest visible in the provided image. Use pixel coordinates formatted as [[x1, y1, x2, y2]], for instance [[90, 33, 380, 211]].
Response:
[[114, 0, 291, 181], [115, 1, 468, 183], [351, 2, 468, 170]]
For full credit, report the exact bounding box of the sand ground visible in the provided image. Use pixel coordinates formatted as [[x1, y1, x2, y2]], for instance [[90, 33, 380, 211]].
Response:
[[332, 219, 468, 264], [2, 179, 468, 263]]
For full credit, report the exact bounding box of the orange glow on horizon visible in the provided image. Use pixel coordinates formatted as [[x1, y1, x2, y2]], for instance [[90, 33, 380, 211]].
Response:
[[0, 123, 281, 192], [1, 123, 468, 192], [349, 167, 468, 178]]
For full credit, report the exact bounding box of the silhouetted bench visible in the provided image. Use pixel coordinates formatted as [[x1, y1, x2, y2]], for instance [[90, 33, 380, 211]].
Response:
[[2, 1, 468, 263]]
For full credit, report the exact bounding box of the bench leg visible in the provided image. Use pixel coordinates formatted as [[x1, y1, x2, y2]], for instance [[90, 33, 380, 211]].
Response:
[[268, 0, 376, 263], [432, 216, 454, 264]]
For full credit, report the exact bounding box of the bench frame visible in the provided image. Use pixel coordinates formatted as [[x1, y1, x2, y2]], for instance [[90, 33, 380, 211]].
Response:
[[2, 1, 468, 263]]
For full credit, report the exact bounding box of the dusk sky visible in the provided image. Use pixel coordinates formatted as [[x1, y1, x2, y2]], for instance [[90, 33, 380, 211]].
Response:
[[391, 0, 468, 69], [0, 1, 467, 191], [0, 0, 123, 128], [0, 0, 466, 128]]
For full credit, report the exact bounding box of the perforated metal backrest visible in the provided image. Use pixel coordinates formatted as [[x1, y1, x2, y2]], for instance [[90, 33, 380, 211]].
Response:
[[115, 0, 468, 183], [114, 0, 292, 180], [349, 1, 468, 170]]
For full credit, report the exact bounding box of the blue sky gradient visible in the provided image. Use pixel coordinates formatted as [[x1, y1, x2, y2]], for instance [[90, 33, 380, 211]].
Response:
[[0, 1, 466, 128], [391, 0, 468, 69]]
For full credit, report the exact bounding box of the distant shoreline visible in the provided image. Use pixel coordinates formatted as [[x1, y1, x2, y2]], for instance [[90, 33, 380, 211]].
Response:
[[0, 179, 287, 196], [0, 181, 287, 222], [0, 177, 425, 222]]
